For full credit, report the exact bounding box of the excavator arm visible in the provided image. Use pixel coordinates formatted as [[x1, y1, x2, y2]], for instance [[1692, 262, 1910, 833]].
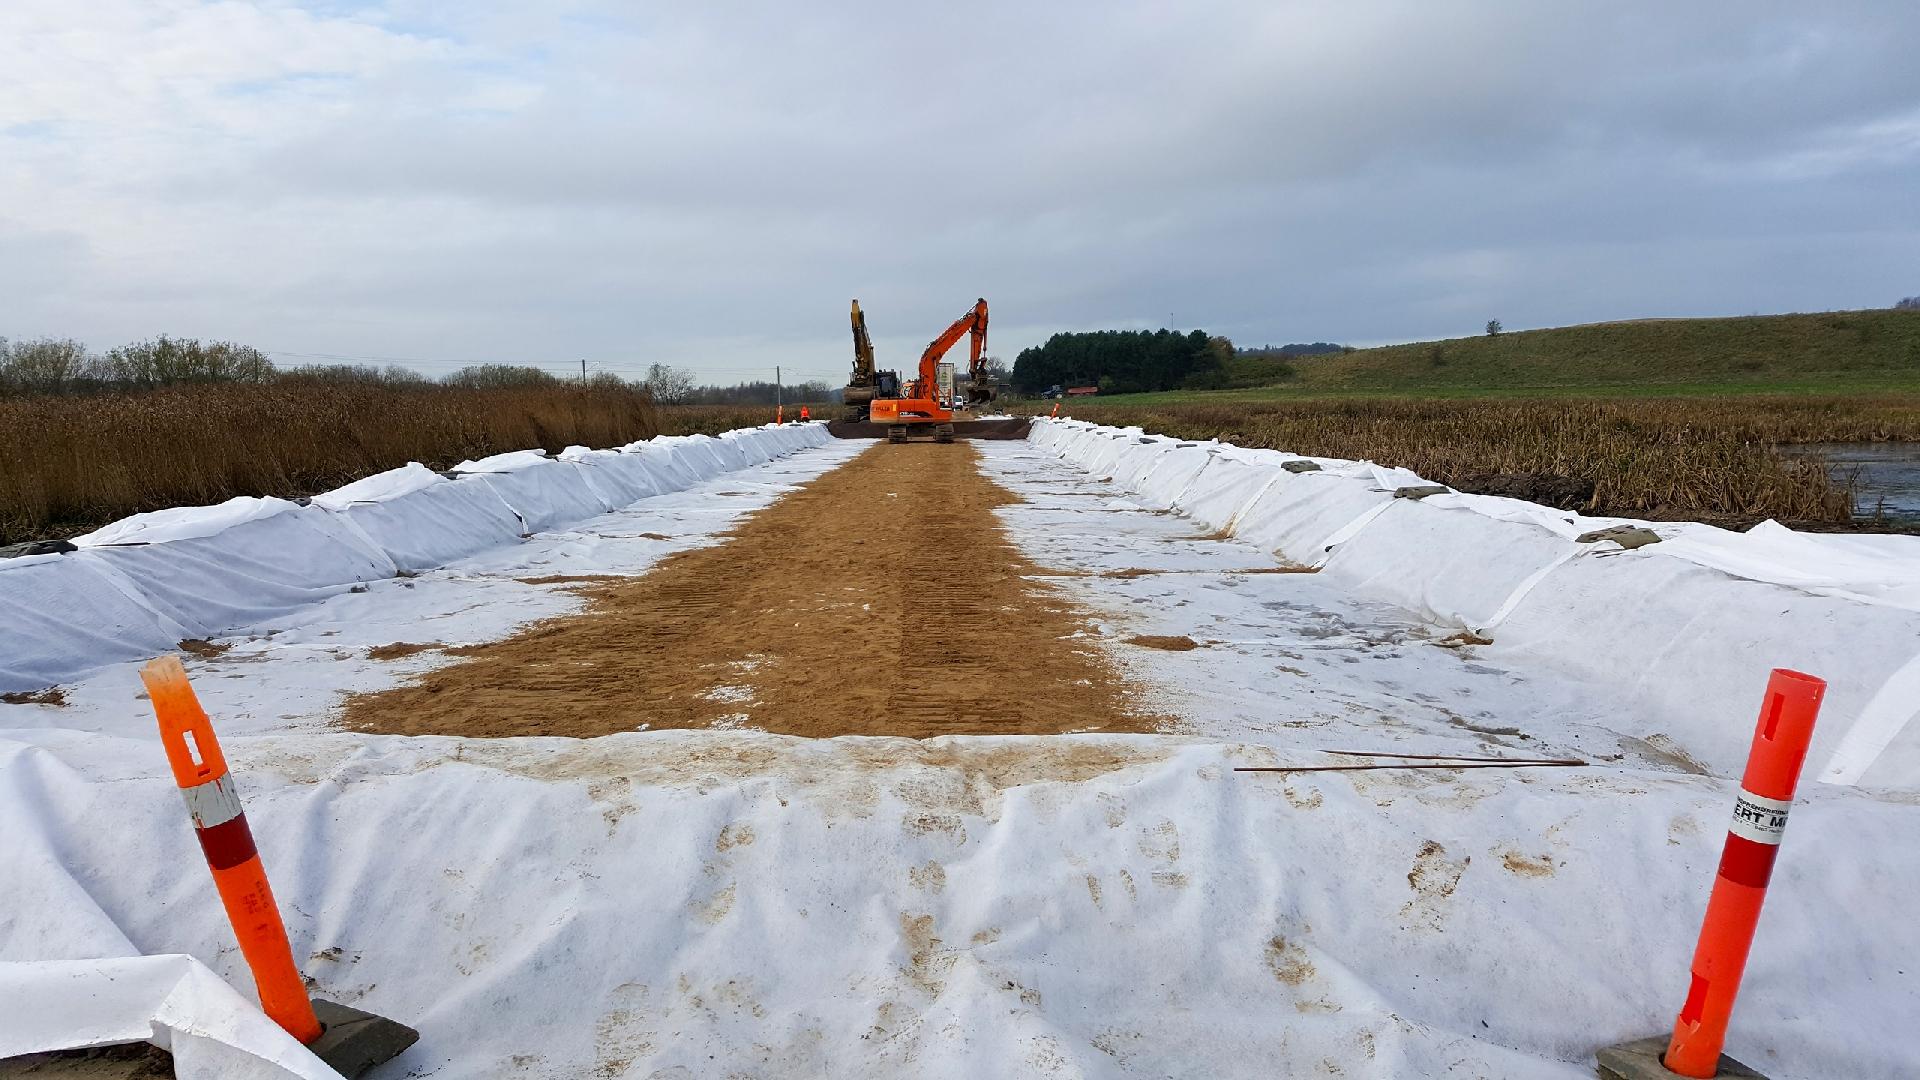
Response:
[[912, 298, 989, 401], [850, 300, 875, 383]]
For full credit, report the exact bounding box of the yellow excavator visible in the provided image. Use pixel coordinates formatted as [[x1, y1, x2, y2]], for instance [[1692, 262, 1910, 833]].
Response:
[[841, 300, 901, 422]]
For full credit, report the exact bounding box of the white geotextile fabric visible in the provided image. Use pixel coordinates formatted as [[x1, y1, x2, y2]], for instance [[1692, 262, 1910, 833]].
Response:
[[74, 497, 298, 548], [0, 956, 337, 1079], [75, 508, 398, 640], [1029, 419, 1920, 789], [0, 555, 189, 692], [330, 478, 526, 573], [0, 425, 833, 693], [451, 448, 551, 474], [308, 464, 446, 511], [7, 731, 1915, 1079]]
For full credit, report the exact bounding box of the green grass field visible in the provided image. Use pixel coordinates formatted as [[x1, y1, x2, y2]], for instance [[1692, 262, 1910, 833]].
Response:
[[1097, 309, 1920, 404]]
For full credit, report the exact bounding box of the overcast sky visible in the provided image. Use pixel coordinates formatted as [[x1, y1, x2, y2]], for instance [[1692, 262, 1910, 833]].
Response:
[[4, 2, 1917, 384]]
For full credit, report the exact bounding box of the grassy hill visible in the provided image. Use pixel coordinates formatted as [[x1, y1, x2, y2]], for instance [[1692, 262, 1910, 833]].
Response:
[[1150, 309, 1920, 402]]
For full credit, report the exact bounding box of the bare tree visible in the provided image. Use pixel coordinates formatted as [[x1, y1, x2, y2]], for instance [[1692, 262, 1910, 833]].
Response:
[[643, 362, 696, 404], [441, 364, 559, 389], [0, 337, 98, 392], [105, 335, 274, 385]]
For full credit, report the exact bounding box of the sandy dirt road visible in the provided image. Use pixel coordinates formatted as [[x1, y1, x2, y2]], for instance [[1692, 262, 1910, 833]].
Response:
[[344, 441, 1154, 738]]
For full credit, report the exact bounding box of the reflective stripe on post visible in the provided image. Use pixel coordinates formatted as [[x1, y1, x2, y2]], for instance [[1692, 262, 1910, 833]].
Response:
[[1665, 668, 1825, 1078], [142, 656, 324, 1045]]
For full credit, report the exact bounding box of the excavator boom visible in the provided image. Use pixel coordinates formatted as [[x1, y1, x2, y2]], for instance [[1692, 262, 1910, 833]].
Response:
[[851, 300, 875, 383], [910, 298, 989, 401]]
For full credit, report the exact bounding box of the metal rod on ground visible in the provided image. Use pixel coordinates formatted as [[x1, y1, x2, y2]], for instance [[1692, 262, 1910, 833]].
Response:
[[1320, 750, 1567, 762], [1234, 760, 1585, 774]]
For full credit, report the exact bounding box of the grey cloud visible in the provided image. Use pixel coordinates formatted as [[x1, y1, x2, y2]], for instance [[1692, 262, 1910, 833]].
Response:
[[3, 0, 1917, 377]]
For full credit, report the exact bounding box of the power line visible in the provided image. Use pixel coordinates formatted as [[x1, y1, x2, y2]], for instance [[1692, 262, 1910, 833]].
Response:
[[265, 348, 843, 383]]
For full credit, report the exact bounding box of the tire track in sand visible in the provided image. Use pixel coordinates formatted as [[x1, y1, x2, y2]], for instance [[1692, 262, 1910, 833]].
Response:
[[342, 442, 1158, 738]]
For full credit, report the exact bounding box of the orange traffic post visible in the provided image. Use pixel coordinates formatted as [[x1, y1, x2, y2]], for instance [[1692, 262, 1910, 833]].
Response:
[[1049, 401, 1060, 419], [775, 404, 784, 425], [799, 404, 810, 421], [1663, 668, 1826, 1077], [142, 656, 324, 1045]]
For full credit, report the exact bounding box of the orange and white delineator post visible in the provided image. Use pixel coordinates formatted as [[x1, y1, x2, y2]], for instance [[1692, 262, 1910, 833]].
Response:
[[775, 404, 784, 425], [142, 656, 324, 1045], [1049, 401, 1060, 419], [1664, 668, 1825, 1077]]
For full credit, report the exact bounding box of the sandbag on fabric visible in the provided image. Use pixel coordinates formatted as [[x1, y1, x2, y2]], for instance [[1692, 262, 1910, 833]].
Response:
[[0, 554, 189, 692], [74, 503, 397, 641]]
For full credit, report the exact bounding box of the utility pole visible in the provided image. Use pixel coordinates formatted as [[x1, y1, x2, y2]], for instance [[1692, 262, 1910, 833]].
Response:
[[776, 365, 782, 410], [580, 358, 587, 383]]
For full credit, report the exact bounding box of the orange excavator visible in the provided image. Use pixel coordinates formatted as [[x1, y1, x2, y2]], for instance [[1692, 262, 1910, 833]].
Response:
[[869, 298, 993, 443]]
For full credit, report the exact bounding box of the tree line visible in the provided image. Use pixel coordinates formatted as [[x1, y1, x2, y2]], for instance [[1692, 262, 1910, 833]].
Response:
[[1010, 329, 1233, 395], [0, 336, 839, 404]]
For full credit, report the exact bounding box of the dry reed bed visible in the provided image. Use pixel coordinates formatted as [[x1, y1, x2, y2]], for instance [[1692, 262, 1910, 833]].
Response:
[[0, 384, 674, 542], [1051, 396, 1920, 525]]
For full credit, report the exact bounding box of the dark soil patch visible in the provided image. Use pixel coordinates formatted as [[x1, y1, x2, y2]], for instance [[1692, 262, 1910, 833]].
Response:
[[175, 638, 229, 658], [0, 1043, 174, 1078], [1448, 473, 1595, 511], [1, 687, 66, 706], [1125, 635, 1202, 652], [366, 642, 444, 661]]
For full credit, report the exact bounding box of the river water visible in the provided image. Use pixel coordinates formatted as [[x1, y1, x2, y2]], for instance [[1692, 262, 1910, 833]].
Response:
[[1798, 443, 1920, 524]]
